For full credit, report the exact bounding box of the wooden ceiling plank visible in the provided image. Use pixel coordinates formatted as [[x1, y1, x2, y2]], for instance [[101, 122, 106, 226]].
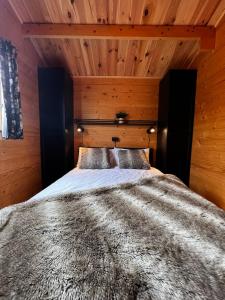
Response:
[[132, 0, 146, 24], [132, 40, 142, 76], [43, 0, 62, 23], [175, 0, 200, 24], [69, 1, 81, 23], [154, 40, 177, 78], [107, 0, 118, 24], [9, 0, 225, 26], [108, 40, 119, 76], [141, 0, 176, 25], [124, 40, 138, 76], [82, 39, 97, 75], [116, 0, 133, 24], [99, 39, 109, 76], [134, 40, 150, 76], [82, 0, 98, 23], [8, 0, 31, 23], [189, 0, 221, 25], [143, 40, 155, 76], [58, 0, 78, 24], [89, 40, 100, 76], [79, 39, 92, 76], [96, 0, 108, 24], [154, 0, 176, 24], [146, 40, 165, 77], [22, 23, 216, 50], [19, 0, 40, 23], [162, 0, 182, 25], [116, 40, 128, 76], [71, 39, 88, 76], [209, 0, 225, 27]]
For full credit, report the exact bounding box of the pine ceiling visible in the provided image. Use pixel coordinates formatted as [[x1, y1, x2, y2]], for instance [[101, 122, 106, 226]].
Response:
[[9, 0, 225, 78]]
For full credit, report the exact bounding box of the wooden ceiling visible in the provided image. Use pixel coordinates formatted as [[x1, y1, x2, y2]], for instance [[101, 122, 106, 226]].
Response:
[[9, 0, 225, 78]]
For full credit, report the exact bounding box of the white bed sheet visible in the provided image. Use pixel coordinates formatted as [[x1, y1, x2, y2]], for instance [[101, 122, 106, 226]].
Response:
[[29, 167, 162, 202]]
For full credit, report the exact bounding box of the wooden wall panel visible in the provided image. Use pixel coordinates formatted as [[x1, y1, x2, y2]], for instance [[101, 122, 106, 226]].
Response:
[[0, 1, 42, 208], [73, 77, 159, 161], [190, 17, 225, 209]]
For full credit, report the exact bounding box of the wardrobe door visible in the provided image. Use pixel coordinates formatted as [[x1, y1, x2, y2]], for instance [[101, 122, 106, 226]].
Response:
[[156, 70, 196, 186], [38, 68, 74, 188], [64, 72, 74, 173], [156, 73, 170, 172]]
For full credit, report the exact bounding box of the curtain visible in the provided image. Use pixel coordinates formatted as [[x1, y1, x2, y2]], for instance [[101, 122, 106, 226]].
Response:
[[0, 38, 23, 139]]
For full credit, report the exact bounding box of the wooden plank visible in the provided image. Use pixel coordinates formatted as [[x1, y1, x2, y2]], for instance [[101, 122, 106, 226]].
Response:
[[190, 17, 225, 210], [8, 0, 225, 28], [22, 24, 216, 50], [209, 0, 225, 27]]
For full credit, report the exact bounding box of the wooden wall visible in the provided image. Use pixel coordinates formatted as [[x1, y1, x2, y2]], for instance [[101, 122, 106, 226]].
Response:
[[74, 77, 159, 161], [190, 17, 225, 209], [0, 1, 42, 208]]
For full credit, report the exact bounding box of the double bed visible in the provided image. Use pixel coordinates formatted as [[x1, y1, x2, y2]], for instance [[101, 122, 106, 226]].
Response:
[[1, 148, 225, 299]]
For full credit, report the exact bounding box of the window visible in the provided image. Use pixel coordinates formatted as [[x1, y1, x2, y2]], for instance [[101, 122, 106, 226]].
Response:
[[0, 38, 23, 139]]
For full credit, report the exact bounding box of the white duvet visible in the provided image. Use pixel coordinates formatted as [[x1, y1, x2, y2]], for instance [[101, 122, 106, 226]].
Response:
[[30, 167, 162, 202]]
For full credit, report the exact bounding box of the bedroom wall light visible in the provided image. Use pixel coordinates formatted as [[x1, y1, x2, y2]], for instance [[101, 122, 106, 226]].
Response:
[[116, 112, 128, 124], [147, 127, 156, 134], [77, 125, 84, 133]]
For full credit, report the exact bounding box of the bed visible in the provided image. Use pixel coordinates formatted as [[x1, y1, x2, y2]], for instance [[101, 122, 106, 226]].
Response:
[[1, 148, 225, 299]]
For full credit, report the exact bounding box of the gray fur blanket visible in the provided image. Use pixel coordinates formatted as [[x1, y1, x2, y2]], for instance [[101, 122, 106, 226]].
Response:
[[1, 175, 225, 300]]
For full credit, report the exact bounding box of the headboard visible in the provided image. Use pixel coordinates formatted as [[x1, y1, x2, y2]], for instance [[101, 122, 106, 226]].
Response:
[[73, 77, 159, 165]]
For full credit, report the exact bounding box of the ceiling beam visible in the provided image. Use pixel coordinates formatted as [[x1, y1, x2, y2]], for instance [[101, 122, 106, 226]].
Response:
[[22, 24, 216, 50]]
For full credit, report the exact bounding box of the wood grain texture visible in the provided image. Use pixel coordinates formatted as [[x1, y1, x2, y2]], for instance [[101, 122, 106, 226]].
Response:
[[190, 16, 225, 209], [9, 0, 225, 78], [9, 0, 224, 26], [27, 38, 199, 78], [0, 1, 42, 208], [73, 77, 159, 162]]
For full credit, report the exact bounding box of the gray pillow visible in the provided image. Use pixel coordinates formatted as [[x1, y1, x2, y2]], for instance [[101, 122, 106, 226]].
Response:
[[78, 147, 111, 169], [117, 149, 150, 169]]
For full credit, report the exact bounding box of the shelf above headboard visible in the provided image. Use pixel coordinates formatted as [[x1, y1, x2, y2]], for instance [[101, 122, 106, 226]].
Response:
[[74, 119, 157, 126]]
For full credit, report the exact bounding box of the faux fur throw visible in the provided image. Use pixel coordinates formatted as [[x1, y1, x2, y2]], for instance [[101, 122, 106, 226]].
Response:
[[1, 175, 225, 300]]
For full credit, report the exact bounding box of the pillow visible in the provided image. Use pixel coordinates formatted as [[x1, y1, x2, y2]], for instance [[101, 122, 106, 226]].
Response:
[[114, 148, 150, 165], [77, 147, 111, 169], [117, 149, 151, 169], [109, 148, 117, 167]]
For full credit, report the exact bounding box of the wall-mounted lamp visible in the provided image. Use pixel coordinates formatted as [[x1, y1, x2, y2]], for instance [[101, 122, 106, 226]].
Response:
[[77, 125, 84, 133], [147, 127, 156, 134], [146, 127, 156, 148], [116, 112, 128, 124]]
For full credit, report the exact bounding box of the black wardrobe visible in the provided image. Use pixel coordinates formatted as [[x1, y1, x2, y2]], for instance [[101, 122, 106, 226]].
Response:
[[156, 70, 197, 186], [38, 68, 74, 188]]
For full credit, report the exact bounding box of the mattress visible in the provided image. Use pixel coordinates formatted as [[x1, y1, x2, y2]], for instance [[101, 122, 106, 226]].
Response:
[[30, 167, 162, 202]]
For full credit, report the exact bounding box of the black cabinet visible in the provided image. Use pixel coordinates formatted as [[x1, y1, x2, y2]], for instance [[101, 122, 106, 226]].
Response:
[[156, 70, 197, 185], [38, 68, 74, 188]]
